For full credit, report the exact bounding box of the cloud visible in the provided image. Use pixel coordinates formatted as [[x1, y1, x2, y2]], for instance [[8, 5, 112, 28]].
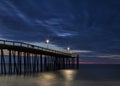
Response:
[[56, 33, 73, 37], [0, 0, 120, 62], [71, 50, 93, 53], [34, 19, 78, 37], [1, 0, 31, 24], [31, 42, 67, 52], [45, 18, 63, 25], [98, 55, 120, 60]]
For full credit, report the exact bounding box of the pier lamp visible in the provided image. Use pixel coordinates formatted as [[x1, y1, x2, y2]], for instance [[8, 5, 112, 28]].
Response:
[[45, 39, 50, 48], [67, 47, 70, 53]]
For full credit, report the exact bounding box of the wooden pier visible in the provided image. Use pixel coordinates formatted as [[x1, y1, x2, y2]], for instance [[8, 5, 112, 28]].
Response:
[[0, 40, 79, 75]]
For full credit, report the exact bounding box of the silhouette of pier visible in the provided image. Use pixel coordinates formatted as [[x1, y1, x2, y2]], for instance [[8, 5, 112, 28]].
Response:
[[0, 40, 79, 75]]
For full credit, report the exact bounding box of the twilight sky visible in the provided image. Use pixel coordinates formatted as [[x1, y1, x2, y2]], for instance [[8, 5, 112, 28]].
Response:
[[0, 0, 120, 63]]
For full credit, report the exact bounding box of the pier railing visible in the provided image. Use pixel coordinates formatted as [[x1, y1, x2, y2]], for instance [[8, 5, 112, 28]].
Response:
[[0, 40, 77, 57]]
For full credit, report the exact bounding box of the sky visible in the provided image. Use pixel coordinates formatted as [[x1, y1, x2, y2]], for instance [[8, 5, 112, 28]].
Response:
[[0, 0, 120, 63]]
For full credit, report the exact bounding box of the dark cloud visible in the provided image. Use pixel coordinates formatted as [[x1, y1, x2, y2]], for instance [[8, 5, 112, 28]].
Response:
[[0, 0, 120, 62]]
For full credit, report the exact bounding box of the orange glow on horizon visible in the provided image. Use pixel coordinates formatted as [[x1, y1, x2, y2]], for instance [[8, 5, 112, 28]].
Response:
[[78, 62, 120, 64]]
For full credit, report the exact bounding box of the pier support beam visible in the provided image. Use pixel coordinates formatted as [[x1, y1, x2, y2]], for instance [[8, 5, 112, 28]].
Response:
[[24, 52, 27, 74], [40, 54, 43, 72], [1, 49, 6, 74], [77, 55, 79, 69], [9, 50, 12, 74], [12, 51, 17, 74]]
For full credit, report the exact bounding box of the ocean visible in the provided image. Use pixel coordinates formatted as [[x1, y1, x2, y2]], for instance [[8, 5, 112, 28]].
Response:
[[0, 64, 120, 86]]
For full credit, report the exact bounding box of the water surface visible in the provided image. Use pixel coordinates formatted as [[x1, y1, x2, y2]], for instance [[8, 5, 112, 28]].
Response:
[[0, 64, 120, 86]]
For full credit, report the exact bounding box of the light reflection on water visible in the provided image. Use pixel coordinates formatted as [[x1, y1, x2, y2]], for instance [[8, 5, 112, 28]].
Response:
[[0, 69, 77, 86], [36, 69, 77, 86], [59, 70, 77, 80], [0, 69, 120, 86], [36, 72, 57, 86]]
